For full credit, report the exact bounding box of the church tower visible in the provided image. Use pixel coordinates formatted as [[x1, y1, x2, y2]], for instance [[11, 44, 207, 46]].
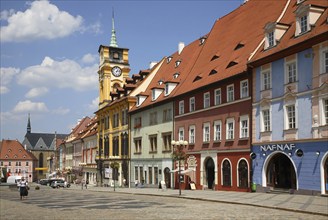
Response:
[[27, 113, 31, 134], [98, 10, 130, 109]]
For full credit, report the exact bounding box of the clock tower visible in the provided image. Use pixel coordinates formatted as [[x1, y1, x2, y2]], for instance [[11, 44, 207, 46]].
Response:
[[98, 11, 130, 109]]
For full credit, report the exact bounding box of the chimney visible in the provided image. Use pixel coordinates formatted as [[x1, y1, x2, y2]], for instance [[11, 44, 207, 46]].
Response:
[[178, 42, 185, 54]]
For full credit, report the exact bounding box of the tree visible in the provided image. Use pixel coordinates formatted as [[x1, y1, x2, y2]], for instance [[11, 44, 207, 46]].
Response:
[[110, 161, 120, 191]]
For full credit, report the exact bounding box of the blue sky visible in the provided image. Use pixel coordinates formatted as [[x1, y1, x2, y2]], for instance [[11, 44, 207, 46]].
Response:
[[0, 0, 241, 141]]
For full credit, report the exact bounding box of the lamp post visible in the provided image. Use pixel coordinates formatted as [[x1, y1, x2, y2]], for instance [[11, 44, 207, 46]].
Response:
[[171, 140, 188, 196]]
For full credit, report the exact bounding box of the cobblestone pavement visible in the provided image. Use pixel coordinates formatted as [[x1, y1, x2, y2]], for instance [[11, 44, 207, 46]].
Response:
[[76, 184, 328, 217], [0, 185, 327, 220]]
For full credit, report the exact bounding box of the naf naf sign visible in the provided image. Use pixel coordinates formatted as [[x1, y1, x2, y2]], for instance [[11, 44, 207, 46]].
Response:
[[260, 143, 296, 152]]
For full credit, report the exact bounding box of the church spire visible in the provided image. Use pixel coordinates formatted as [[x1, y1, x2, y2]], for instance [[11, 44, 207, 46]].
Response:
[[110, 8, 118, 47], [27, 113, 31, 134]]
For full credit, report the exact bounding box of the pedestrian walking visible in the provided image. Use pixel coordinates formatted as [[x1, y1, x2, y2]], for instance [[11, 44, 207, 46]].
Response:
[[85, 179, 88, 189], [18, 177, 28, 200]]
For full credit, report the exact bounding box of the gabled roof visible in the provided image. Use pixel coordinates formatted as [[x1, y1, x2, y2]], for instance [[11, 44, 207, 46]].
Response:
[[0, 139, 37, 161], [249, 0, 328, 66], [81, 116, 98, 139], [130, 0, 288, 111], [24, 133, 67, 147], [130, 37, 205, 112], [173, 0, 288, 96], [65, 117, 92, 143]]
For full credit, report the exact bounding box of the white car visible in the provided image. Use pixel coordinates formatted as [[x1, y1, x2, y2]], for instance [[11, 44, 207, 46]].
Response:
[[51, 179, 70, 188]]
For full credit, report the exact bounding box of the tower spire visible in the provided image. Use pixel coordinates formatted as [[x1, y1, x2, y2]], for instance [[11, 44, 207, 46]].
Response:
[[110, 8, 118, 47], [27, 113, 31, 134]]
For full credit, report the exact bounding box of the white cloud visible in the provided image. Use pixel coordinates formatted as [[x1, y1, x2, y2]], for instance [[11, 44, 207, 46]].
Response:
[[25, 87, 49, 98], [0, 67, 20, 94], [0, 9, 15, 20], [17, 56, 98, 91], [81, 53, 97, 64], [52, 107, 70, 115], [0, 86, 9, 94], [13, 100, 49, 113], [0, 0, 83, 42], [88, 97, 99, 111]]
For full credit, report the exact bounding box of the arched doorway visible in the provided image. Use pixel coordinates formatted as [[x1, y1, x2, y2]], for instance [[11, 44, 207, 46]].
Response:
[[205, 157, 215, 189], [164, 167, 171, 188], [266, 153, 296, 189]]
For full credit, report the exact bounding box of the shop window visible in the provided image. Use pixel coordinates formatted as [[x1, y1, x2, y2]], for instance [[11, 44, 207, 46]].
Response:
[[222, 159, 231, 186], [238, 159, 248, 188]]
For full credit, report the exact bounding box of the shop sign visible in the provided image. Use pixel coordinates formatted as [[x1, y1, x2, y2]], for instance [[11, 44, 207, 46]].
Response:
[[260, 143, 295, 152]]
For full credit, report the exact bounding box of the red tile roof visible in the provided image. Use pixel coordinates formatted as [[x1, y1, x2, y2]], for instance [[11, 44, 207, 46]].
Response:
[[249, 0, 328, 66], [0, 139, 37, 161], [130, 0, 288, 111]]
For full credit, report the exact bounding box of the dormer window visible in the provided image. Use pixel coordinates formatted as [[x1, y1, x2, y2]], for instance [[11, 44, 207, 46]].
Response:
[[164, 82, 178, 96], [175, 60, 181, 68], [211, 55, 220, 61], [165, 84, 169, 96], [167, 56, 172, 63], [136, 94, 147, 107], [297, 0, 306, 4], [295, 4, 324, 36], [300, 15, 308, 33], [264, 22, 289, 49], [158, 79, 164, 85], [199, 36, 207, 45], [173, 72, 180, 79], [267, 31, 275, 47], [234, 43, 245, 50], [152, 90, 156, 101], [151, 88, 163, 101]]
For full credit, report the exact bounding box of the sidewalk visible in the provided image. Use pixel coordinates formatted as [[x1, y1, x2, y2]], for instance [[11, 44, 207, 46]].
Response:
[[72, 184, 328, 217]]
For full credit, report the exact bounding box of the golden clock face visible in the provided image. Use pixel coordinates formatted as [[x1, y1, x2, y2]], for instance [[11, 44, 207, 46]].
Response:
[[112, 66, 122, 77]]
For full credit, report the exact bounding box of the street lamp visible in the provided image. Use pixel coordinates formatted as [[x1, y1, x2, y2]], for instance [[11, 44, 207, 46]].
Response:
[[171, 140, 188, 196]]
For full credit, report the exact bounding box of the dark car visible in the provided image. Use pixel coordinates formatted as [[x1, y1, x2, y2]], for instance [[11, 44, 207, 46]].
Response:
[[50, 179, 70, 188], [39, 179, 50, 186]]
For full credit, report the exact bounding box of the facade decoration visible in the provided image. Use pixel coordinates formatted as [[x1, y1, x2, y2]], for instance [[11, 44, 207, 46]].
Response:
[[249, 0, 327, 195]]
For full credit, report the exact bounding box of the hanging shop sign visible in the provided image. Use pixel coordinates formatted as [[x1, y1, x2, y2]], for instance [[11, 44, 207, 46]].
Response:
[[260, 143, 296, 152]]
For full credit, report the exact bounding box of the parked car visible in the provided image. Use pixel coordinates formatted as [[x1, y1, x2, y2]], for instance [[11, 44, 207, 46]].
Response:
[[51, 179, 70, 188], [39, 179, 50, 186]]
